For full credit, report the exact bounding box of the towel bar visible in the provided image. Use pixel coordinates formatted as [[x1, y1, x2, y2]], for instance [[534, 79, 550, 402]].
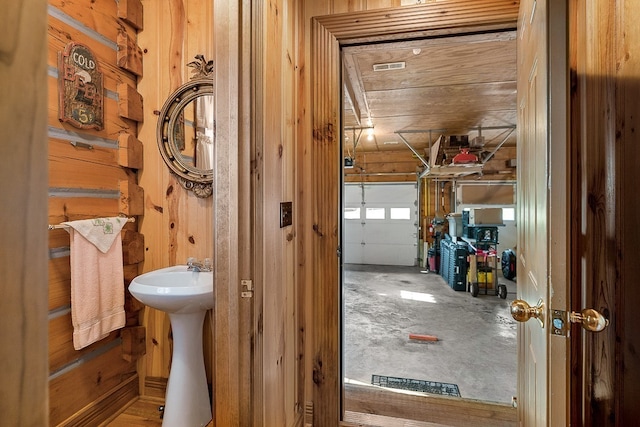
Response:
[[48, 217, 135, 230]]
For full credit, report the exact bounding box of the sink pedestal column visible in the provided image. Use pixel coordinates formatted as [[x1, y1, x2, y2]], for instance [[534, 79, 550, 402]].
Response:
[[162, 310, 212, 427]]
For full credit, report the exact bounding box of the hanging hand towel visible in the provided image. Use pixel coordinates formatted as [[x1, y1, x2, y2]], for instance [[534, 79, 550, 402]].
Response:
[[62, 217, 127, 350]]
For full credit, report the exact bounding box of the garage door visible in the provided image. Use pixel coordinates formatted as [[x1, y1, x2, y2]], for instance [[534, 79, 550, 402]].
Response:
[[343, 183, 418, 266]]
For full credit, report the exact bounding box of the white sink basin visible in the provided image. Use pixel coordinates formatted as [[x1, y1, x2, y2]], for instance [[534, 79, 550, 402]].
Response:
[[128, 265, 213, 426], [128, 265, 213, 314]]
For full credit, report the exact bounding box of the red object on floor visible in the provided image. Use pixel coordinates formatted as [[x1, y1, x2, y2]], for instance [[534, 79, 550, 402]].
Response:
[[409, 333, 439, 342]]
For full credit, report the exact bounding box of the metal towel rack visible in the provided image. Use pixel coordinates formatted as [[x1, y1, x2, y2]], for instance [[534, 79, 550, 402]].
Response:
[[48, 217, 135, 230]]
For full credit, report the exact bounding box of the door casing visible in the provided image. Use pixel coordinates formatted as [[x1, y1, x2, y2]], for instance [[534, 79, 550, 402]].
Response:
[[307, 2, 532, 425]]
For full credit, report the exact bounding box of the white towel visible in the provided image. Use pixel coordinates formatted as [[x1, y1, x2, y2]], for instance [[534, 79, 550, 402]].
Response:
[[62, 217, 127, 350]]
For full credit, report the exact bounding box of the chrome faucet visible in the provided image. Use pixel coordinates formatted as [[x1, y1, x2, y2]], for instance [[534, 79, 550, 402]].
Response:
[[187, 257, 212, 272]]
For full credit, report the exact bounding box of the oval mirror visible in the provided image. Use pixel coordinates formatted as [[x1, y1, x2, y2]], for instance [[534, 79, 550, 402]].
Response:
[[157, 57, 214, 198]]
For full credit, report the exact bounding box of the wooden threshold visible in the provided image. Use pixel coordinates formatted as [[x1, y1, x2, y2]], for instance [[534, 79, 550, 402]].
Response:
[[343, 383, 516, 427]]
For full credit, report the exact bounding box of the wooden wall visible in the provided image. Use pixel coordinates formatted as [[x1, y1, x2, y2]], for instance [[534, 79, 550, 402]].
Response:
[[136, 0, 214, 392], [0, 0, 49, 425], [253, 0, 300, 424], [46, 1, 146, 424], [570, 0, 640, 425]]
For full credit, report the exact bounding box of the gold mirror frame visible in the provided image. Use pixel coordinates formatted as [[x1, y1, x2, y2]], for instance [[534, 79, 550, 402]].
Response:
[[156, 57, 214, 198]]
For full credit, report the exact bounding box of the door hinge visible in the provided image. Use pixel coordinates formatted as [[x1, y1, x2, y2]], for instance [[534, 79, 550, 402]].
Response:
[[241, 279, 253, 298]]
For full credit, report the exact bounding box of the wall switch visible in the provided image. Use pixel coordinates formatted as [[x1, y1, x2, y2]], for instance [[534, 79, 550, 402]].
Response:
[[280, 201, 293, 228]]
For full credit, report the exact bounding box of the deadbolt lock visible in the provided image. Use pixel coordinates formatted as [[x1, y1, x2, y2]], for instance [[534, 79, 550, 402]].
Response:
[[551, 308, 609, 336]]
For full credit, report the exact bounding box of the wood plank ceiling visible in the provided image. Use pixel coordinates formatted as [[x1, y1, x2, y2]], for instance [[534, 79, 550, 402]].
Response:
[[342, 29, 517, 174]]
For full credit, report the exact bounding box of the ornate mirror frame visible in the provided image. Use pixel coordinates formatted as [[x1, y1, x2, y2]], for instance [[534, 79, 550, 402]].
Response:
[[156, 56, 214, 198]]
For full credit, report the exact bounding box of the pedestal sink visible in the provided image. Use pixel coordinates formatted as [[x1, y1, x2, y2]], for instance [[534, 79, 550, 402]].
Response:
[[129, 265, 213, 427]]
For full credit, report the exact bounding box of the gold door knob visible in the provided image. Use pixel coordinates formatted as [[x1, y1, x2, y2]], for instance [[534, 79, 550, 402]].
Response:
[[569, 308, 609, 332], [510, 298, 545, 327]]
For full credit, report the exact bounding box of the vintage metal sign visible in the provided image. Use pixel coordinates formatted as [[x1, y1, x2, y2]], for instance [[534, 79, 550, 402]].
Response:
[[58, 42, 104, 130]]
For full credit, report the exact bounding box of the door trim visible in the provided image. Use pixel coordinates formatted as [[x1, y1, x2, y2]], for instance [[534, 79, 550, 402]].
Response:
[[307, 1, 521, 424]]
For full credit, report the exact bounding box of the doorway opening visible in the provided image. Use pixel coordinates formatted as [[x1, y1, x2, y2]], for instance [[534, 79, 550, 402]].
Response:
[[339, 31, 519, 419]]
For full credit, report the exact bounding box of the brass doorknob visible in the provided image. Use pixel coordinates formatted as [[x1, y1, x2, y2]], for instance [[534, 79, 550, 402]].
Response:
[[510, 298, 545, 327], [569, 308, 609, 332]]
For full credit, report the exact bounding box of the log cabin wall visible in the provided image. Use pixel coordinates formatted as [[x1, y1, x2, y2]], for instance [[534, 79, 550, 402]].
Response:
[[46, 0, 147, 425]]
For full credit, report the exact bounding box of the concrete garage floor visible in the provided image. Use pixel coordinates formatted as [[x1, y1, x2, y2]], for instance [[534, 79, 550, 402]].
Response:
[[343, 263, 518, 404]]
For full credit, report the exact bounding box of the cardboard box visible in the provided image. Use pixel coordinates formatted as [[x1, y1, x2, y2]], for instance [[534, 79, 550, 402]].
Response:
[[469, 208, 503, 225]]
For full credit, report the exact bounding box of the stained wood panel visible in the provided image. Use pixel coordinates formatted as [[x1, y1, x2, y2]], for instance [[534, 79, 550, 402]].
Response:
[[0, 0, 48, 425], [618, 0, 640, 422], [569, 0, 640, 424], [136, 0, 215, 398]]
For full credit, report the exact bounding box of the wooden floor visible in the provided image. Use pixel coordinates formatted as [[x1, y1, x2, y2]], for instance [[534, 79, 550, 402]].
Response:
[[103, 397, 164, 426], [103, 397, 215, 427]]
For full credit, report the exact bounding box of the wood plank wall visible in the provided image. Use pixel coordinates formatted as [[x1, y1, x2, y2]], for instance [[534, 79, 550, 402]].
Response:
[[0, 0, 49, 425], [136, 0, 214, 395], [570, 0, 640, 425], [46, 1, 146, 424], [254, 0, 300, 425]]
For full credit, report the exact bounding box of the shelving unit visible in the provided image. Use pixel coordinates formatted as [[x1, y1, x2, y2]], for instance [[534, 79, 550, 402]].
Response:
[[462, 226, 507, 299]]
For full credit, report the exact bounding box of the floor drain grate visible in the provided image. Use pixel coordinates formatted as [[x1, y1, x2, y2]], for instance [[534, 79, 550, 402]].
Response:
[[371, 375, 461, 397]]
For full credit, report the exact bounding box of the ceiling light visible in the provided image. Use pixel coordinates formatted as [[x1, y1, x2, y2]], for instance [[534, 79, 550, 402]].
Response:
[[367, 128, 374, 141], [412, 48, 422, 55], [383, 141, 398, 145]]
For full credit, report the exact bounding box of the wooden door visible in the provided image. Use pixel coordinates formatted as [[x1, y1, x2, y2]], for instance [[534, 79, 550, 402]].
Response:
[[516, 0, 569, 425]]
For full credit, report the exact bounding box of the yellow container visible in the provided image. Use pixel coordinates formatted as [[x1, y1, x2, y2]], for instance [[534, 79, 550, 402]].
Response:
[[477, 271, 494, 288]]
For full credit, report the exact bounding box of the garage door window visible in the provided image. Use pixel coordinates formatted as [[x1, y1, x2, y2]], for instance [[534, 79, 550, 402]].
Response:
[[390, 207, 411, 220], [344, 207, 361, 219], [365, 207, 385, 219]]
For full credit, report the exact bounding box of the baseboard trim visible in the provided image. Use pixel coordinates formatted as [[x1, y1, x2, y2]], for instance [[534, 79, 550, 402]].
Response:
[[143, 376, 168, 399], [57, 374, 139, 427]]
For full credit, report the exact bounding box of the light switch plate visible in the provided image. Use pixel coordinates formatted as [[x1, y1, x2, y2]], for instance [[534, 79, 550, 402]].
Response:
[[280, 202, 293, 228]]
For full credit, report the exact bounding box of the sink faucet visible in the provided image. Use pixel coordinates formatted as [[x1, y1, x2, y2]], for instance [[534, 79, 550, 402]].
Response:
[[187, 257, 212, 272]]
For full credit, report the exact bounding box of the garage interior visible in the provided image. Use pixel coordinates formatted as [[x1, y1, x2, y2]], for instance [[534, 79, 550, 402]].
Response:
[[341, 26, 519, 406]]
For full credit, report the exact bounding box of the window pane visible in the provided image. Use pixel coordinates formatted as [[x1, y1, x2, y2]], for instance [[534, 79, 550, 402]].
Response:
[[365, 207, 385, 219], [390, 207, 411, 220], [344, 207, 361, 219], [502, 207, 515, 221]]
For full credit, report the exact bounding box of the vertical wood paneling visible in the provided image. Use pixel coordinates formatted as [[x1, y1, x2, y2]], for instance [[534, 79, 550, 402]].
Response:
[[211, 1, 245, 425], [137, 0, 215, 388], [571, 0, 640, 425], [572, 2, 617, 425], [308, 18, 343, 426], [566, 0, 640, 424], [619, 1, 640, 422], [257, 0, 300, 424], [0, 0, 48, 425]]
